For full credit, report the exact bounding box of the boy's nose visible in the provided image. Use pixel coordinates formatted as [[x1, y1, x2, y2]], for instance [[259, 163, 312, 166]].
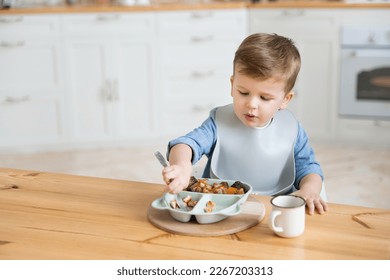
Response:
[[247, 97, 259, 109]]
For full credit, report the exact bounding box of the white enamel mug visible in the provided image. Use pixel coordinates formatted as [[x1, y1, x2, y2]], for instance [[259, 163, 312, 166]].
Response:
[[269, 195, 306, 238]]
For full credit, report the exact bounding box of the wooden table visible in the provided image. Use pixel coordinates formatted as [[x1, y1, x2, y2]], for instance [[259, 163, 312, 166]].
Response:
[[0, 167, 389, 260]]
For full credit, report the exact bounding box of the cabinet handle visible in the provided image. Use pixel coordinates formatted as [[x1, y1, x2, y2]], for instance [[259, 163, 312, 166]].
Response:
[[191, 70, 214, 78], [367, 33, 376, 44], [190, 11, 213, 19], [111, 79, 119, 102], [191, 35, 214, 43], [4, 96, 30, 103], [103, 80, 113, 101], [0, 16, 23, 23], [192, 104, 214, 112], [349, 50, 390, 58], [349, 51, 357, 58], [103, 80, 119, 102], [374, 120, 390, 128], [0, 41, 25, 48], [96, 14, 120, 21], [281, 10, 305, 17]]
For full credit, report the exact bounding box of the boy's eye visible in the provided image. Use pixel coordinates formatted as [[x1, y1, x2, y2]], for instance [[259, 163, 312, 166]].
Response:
[[238, 90, 249, 95]]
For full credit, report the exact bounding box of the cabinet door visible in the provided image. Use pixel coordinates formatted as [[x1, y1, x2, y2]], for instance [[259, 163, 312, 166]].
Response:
[[111, 40, 154, 139], [63, 13, 155, 142], [250, 9, 338, 140], [0, 15, 64, 149], [65, 39, 112, 141]]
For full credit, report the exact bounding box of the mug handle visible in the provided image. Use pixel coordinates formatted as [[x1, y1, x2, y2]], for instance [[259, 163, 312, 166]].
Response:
[[270, 210, 283, 233]]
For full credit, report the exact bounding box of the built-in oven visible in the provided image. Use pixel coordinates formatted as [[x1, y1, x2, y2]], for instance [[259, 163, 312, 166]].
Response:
[[339, 25, 390, 119]]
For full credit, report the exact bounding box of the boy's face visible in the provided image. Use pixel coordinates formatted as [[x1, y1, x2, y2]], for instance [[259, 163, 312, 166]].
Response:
[[230, 72, 293, 128]]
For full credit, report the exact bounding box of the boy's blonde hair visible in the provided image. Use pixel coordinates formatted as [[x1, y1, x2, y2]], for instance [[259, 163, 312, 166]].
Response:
[[233, 33, 301, 93]]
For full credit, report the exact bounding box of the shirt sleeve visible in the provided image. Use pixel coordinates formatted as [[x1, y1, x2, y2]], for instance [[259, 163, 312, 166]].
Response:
[[294, 122, 324, 188], [167, 108, 218, 165]]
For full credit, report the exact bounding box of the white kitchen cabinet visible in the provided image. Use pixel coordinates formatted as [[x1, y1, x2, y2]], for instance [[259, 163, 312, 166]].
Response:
[[62, 13, 155, 142], [0, 15, 65, 149], [2, 7, 387, 152], [250, 9, 339, 141], [156, 9, 248, 137]]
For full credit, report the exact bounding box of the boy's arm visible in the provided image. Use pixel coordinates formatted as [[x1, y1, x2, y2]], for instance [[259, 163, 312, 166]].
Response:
[[293, 123, 327, 215], [162, 144, 194, 194], [162, 109, 218, 193], [293, 122, 324, 187]]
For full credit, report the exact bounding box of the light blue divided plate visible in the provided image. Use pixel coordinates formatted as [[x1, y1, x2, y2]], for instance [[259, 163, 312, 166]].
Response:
[[151, 178, 252, 224]]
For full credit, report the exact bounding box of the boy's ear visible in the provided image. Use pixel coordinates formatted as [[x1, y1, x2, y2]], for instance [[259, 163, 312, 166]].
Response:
[[230, 75, 234, 97], [280, 91, 294, 109]]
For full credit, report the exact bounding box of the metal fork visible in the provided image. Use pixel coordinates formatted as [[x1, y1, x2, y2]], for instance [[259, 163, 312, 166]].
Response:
[[154, 151, 188, 211]]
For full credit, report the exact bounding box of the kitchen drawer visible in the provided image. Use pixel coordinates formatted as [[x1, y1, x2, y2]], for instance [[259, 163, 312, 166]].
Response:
[[0, 15, 60, 39], [0, 96, 63, 146], [338, 10, 390, 25], [161, 63, 231, 86], [0, 40, 62, 93], [162, 75, 231, 103], [250, 9, 335, 32], [61, 13, 154, 37], [157, 9, 247, 38], [160, 40, 238, 67]]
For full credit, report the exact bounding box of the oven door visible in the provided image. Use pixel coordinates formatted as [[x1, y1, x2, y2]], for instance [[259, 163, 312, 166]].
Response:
[[339, 48, 390, 119]]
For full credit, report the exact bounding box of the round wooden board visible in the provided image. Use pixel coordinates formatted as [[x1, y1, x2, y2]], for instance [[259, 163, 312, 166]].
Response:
[[147, 196, 265, 237]]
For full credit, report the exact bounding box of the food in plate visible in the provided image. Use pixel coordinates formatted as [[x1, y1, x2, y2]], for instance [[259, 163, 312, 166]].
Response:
[[183, 195, 198, 207], [151, 178, 252, 224], [169, 199, 179, 209], [186, 176, 246, 195], [170, 195, 198, 209], [204, 200, 216, 213]]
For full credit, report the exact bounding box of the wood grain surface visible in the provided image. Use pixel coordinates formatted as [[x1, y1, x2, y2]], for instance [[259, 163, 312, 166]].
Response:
[[0, 168, 389, 260]]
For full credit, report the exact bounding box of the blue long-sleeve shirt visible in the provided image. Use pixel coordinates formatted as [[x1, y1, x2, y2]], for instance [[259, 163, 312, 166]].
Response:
[[167, 107, 323, 190]]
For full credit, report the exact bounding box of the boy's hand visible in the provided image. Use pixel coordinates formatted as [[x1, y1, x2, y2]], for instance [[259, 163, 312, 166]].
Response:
[[294, 189, 328, 215], [294, 174, 328, 215], [161, 143, 194, 194], [162, 164, 192, 194]]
